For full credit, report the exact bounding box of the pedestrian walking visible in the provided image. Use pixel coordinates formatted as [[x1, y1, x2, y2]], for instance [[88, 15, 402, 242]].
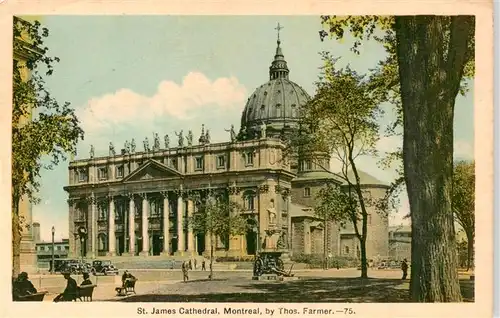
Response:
[[201, 259, 206, 271], [188, 259, 192, 270], [182, 262, 189, 282], [194, 258, 198, 270], [401, 259, 408, 280]]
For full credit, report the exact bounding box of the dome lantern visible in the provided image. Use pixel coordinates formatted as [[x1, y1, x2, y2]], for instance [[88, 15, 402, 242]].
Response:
[[269, 23, 289, 80]]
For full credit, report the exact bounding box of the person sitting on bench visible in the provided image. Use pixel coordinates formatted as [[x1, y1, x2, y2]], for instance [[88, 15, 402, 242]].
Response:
[[53, 272, 78, 302], [80, 272, 93, 286], [12, 272, 37, 300]]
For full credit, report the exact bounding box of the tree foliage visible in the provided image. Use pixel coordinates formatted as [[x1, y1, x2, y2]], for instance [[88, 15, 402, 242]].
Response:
[[452, 160, 475, 269], [319, 15, 475, 212], [12, 17, 84, 276], [188, 196, 249, 280], [287, 54, 386, 278]]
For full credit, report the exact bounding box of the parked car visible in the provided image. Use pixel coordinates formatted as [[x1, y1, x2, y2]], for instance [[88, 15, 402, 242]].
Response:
[[377, 260, 388, 269], [91, 260, 119, 275], [51, 258, 84, 274]]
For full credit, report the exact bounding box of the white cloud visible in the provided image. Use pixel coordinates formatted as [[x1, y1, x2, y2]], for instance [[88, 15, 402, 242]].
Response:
[[77, 71, 248, 133]]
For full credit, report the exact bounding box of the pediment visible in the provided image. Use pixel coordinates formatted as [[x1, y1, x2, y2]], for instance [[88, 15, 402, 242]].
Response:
[[123, 159, 182, 182]]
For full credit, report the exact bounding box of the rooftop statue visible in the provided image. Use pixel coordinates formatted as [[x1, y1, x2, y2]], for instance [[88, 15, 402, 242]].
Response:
[[174, 130, 184, 147], [187, 130, 193, 146], [89, 145, 95, 158], [130, 138, 136, 153], [198, 124, 206, 144], [143, 137, 150, 152], [225, 124, 236, 142], [260, 121, 267, 139], [124, 140, 130, 154], [164, 134, 170, 149], [205, 129, 211, 144], [153, 133, 160, 151], [109, 142, 116, 156]]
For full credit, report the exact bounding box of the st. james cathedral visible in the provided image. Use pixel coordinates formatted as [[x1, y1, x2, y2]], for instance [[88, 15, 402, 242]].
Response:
[[64, 28, 390, 261]]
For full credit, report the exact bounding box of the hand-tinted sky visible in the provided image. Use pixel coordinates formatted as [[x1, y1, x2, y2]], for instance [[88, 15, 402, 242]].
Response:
[[30, 15, 474, 241]]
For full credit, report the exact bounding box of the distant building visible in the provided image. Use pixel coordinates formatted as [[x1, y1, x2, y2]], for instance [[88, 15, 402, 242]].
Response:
[[36, 239, 70, 266], [32, 222, 41, 243], [388, 225, 411, 261]]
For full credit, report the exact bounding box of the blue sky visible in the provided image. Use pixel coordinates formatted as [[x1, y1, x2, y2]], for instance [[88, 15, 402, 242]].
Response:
[[30, 16, 474, 241]]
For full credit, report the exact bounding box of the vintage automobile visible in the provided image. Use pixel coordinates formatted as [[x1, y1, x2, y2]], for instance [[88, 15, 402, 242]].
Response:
[[91, 260, 119, 275], [253, 251, 293, 277], [51, 258, 86, 274]]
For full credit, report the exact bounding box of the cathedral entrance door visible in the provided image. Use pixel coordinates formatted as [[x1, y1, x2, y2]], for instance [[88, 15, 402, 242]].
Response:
[[196, 233, 205, 255], [152, 234, 162, 256], [246, 231, 257, 255], [117, 235, 125, 255], [171, 237, 178, 254]]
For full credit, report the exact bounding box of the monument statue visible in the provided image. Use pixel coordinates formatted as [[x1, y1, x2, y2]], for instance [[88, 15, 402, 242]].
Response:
[[267, 200, 277, 225], [109, 142, 116, 156], [143, 137, 150, 152], [89, 145, 95, 158], [225, 124, 236, 142], [260, 121, 267, 139], [187, 130, 193, 146], [174, 130, 184, 147], [164, 134, 170, 149], [153, 133, 160, 151], [130, 138, 136, 153]]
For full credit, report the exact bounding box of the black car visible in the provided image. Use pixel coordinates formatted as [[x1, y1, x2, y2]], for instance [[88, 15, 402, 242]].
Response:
[[91, 260, 119, 275]]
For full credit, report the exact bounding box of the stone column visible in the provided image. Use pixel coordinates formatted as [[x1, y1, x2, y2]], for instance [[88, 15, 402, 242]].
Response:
[[140, 193, 149, 256], [175, 191, 185, 255], [68, 199, 76, 258], [187, 198, 195, 255], [128, 194, 136, 256], [86, 196, 97, 258], [228, 186, 242, 256], [107, 196, 116, 256], [161, 191, 170, 255], [287, 194, 293, 255]]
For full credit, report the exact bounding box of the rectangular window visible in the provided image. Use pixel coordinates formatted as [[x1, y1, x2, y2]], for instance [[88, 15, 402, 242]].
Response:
[[246, 152, 254, 166], [195, 157, 204, 170], [246, 196, 255, 210], [305, 160, 312, 170], [217, 155, 226, 168], [304, 187, 311, 197], [98, 167, 108, 180], [116, 165, 124, 178], [78, 169, 87, 182]]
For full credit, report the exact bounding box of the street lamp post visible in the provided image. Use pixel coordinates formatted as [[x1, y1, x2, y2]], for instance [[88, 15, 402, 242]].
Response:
[[51, 226, 55, 274]]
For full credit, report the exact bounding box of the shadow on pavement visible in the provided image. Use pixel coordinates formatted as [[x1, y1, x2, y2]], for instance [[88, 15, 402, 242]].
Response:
[[109, 277, 474, 303]]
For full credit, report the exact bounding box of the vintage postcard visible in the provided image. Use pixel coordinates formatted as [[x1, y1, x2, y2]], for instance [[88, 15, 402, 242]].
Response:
[[0, 0, 494, 317]]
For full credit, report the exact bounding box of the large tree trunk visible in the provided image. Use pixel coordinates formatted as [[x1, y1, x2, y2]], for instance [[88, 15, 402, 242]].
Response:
[[359, 237, 368, 278], [209, 235, 214, 281], [395, 16, 473, 302], [12, 197, 21, 278], [466, 233, 474, 271]]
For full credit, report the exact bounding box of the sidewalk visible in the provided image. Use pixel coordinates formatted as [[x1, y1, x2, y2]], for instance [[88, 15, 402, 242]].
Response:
[[42, 279, 181, 302]]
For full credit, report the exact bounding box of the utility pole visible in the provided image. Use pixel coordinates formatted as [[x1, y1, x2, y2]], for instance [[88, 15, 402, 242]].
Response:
[[51, 226, 55, 274]]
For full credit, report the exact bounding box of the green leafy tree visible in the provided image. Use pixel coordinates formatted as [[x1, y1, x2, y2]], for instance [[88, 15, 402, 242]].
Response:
[[188, 195, 249, 280], [452, 160, 475, 270], [319, 15, 475, 302], [288, 54, 385, 278], [12, 17, 84, 277]]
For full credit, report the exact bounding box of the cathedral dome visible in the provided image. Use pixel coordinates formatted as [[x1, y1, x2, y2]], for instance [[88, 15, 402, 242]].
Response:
[[239, 35, 311, 139]]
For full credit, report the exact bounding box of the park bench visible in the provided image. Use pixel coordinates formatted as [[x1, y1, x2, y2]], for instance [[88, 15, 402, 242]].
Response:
[[16, 292, 48, 301], [76, 285, 97, 302], [115, 278, 137, 296]]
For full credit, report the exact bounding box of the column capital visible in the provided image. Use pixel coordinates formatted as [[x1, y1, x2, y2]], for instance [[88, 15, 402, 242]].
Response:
[[160, 191, 169, 198], [281, 188, 291, 198], [227, 185, 241, 195], [258, 184, 270, 193], [67, 198, 77, 207], [86, 196, 97, 205], [126, 193, 135, 200], [107, 194, 115, 202], [137, 192, 148, 200]]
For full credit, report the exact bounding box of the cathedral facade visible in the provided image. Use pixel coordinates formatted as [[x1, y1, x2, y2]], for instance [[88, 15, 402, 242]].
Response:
[[64, 34, 389, 260]]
